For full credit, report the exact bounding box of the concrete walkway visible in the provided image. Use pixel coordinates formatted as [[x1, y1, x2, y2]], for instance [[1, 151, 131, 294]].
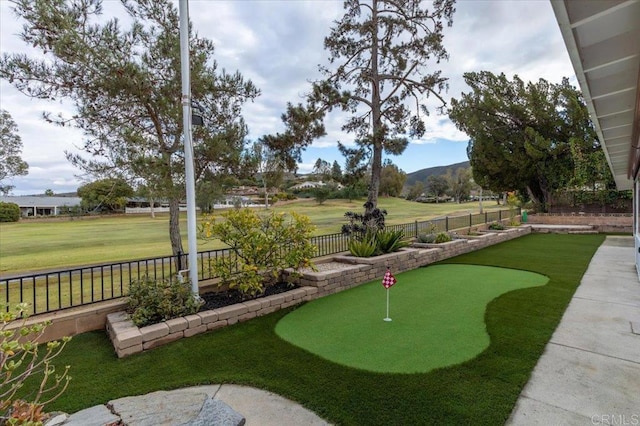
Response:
[[508, 236, 640, 425]]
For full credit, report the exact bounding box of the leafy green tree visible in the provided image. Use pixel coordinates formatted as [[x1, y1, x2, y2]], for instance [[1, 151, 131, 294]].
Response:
[[0, 110, 28, 195], [263, 0, 455, 215], [426, 175, 449, 202], [0, 0, 258, 255], [135, 178, 164, 218], [379, 160, 406, 197], [447, 167, 471, 202], [449, 71, 597, 210], [195, 178, 226, 214], [249, 141, 286, 209], [406, 181, 425, 201], [569, 136, 613, 190], [337, 142, 369, 202], [331, 160, 343, 183], [44, 189, 54, 196], [77, 178, 133, 213], [312, 185, 333, 205], [0, 202, 20, 222], [312, 158, 331, 181]]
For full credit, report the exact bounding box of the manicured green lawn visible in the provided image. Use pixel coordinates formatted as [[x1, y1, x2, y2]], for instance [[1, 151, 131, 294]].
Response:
[[276, 264, 548, 373], [0, 198, 503, 274], [33, 233, 603, 425]]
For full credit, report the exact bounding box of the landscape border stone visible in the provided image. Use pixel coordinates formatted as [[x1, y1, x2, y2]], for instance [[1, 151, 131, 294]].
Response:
[[107, 225, 531, 357]]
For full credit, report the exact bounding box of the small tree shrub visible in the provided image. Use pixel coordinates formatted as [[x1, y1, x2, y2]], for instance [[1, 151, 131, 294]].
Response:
[[434, 232, 452, 244], [342, 201, 387, 236], [488, 222, 506, 230], [342, 204, 409, 257], [417, 233, 436, 243], [376, 229, 409, 253], [127, 277, 203, 327], [1, 303, 71, 425], [0, 202, 20, 222], [507, 191, 520, 225], [200, 209, 317, 297], [347, 231, 378, 258]]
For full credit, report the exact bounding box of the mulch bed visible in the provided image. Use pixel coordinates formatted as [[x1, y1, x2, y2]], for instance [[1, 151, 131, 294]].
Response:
[[199, 281, 298, 311]]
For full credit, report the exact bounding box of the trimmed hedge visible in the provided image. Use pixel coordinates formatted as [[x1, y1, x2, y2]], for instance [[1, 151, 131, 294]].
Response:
[[0, 202, 20, 222]]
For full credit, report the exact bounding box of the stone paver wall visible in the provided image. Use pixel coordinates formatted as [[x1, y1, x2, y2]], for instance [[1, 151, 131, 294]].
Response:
[[107, 226, 530, 357], [107, 286, 318, 358], [527, 213, 631, 233]]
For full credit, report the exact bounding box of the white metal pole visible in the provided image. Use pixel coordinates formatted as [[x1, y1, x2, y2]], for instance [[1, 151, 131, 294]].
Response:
[[384, 288, 391, 321], [179, 0, 199, 298]]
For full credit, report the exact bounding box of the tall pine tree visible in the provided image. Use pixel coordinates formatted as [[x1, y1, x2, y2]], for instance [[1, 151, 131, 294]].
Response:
[[264, 0, 455, 214]]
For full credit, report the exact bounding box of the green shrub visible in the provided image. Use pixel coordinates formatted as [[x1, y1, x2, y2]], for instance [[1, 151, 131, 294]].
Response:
[[488, 222, 505, 230], [1, 303, 72, 424], [417, 233, 436, 243], [376, 229, 409, 254], [348, 230, 378, 257], [127, 277, 203, 327], [200, 209, 317, 297], [0, 202, 20, 222], [434, 232, 452, 244]]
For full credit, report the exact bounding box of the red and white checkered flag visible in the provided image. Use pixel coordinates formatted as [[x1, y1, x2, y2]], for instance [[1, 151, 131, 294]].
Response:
[[382, 268, 397, 289]]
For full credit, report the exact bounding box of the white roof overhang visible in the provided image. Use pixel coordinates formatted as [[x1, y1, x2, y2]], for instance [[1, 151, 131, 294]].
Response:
[[551, 0, 640, 190]]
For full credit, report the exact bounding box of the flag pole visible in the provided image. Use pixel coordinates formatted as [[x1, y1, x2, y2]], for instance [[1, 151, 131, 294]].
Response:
[[384, 287, 392, 322], [382, 266, 395, 322]]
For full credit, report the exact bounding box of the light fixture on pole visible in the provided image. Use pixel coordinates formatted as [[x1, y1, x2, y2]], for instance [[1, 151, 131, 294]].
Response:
[[191, 100, 204, 126]]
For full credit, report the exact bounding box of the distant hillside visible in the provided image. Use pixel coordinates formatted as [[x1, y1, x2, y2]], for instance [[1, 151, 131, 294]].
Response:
[[405, 160, 470, 186]]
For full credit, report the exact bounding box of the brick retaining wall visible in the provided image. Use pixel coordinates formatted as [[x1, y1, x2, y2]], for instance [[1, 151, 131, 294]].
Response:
[[106, 287, 318, 358], [527, 213, 632, 233]]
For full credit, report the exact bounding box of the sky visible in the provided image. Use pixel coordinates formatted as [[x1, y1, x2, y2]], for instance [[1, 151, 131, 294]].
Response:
[[0, 0, 577, 196]]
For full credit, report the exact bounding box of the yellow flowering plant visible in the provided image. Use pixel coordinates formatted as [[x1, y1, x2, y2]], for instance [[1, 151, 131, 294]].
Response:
[[200, 209, 317, 296]]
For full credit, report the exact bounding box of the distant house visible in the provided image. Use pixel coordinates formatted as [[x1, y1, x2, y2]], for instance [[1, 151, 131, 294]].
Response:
[[0, 196, 82, 217], [290, 181, 327, 191], [289, 181, 343, 191]]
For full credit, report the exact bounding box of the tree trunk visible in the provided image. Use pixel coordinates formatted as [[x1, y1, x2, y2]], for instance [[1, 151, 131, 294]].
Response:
[[479, 187, 483, 214], [169, 197, 184, 257], [365, 0, 381, 216], [526, 186, 545, 212], [149, 195, 155, 219], [263, 178, 269, 209]]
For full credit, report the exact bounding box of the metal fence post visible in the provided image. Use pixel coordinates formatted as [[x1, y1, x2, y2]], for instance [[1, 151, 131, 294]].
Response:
[[446, 216, 449, 231], [176, 250, 183, 272], [415, 220, 418, 238]]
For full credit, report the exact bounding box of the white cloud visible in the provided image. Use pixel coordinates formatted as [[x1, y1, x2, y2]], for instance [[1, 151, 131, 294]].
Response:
[[0, 0, 577, 193]]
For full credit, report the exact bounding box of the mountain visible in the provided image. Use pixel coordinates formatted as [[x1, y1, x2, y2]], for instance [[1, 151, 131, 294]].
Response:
[[405, 160, 470, 186]]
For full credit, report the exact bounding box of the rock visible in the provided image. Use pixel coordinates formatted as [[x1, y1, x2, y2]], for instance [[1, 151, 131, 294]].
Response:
[[63, 405, 120, 426], [180, 397, 245, 426], [109, 391, 208, 426], [44, 413, 68, 426]]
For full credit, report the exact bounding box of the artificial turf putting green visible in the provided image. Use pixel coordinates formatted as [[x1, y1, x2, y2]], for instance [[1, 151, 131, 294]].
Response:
[[275, 264, 548, 373]]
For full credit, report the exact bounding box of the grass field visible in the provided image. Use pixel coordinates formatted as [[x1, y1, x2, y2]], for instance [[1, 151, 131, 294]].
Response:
[[22, 233, 603, 425], [0, 198, 503, 274]]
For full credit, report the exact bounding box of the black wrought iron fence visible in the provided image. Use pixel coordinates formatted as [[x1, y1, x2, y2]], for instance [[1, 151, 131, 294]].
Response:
[[1, 207, 517, 315]]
